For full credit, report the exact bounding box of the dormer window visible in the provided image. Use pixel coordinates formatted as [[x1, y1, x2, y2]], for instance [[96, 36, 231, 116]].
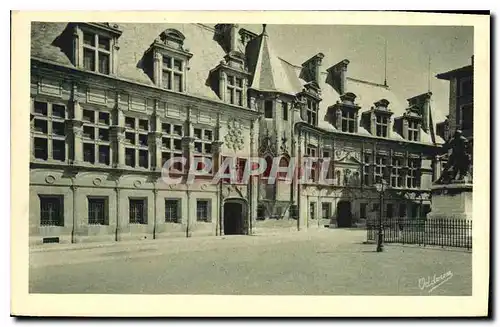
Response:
[[69, 23, 122, 75], [306, 99, 318, 126], [341, 110, 356, 133], [408, 120, 420, 141], [147, 29, 193, 93], [162, 55, 184, 92], [226, 76, 243, 106], [376, 115, 389, 137]]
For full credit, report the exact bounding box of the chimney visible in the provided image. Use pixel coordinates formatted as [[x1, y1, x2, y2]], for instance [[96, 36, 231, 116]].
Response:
[[214, 23, 239, 53], [301, 53, 325, 85], [407, 92, 432, 132], [326, 59, 350, 94]]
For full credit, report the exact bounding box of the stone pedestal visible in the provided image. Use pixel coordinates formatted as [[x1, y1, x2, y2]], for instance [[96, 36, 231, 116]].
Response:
[[428, 182, 473, 221]]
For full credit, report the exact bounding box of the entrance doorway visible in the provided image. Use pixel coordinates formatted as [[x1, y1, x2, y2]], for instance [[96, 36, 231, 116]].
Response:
[[337, 200, 352, 227], [223, 200, 246, 235]]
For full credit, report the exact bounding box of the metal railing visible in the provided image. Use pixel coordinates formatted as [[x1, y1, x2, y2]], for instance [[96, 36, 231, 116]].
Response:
[[366, 218, 472, 250]]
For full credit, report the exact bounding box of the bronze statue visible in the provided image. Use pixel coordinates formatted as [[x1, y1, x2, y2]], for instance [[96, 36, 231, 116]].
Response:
[[436, 130, 472, 184]]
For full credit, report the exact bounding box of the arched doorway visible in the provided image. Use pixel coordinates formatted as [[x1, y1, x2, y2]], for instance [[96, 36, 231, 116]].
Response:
[[223, 199, 248, 235], [337, 200, 352, 227]]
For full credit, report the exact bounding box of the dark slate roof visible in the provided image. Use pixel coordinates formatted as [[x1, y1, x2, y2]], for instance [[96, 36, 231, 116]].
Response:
[[31, 22, 442, 145], [436, 64, 473, 80]]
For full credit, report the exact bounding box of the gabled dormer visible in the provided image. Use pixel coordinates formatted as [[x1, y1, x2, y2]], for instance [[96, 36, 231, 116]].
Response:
[[208, 24, 250, 107], [64, 22, 122, 76], [361, 99, 394, 138], [327, 92, 360, 133], [394, 106, 423, 142], [146, 29, 193, 93]]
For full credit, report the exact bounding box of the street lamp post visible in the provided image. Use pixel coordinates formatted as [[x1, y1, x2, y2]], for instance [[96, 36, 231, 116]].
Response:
[[375, 180, 387, 252]]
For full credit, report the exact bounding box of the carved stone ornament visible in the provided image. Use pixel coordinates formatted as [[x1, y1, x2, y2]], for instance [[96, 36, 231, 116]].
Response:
[[45, 175, 56, 184], [224, 118, 245, 152], [93, 178, 102, 186], [133, 180, 142, 188]]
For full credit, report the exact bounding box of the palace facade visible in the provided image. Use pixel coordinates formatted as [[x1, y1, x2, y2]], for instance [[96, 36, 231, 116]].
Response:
[[30, 22, 444, 245]]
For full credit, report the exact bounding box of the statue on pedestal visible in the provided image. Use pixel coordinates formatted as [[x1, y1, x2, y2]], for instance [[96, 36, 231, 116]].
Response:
[[436, 130, 472, 184]]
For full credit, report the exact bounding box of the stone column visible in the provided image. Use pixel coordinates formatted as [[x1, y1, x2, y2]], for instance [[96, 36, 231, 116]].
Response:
[[219, 71, 227, 103], [249, 119, 258, 235], [72, 24, 80, 67], [402, 119, 409, 140], [370, 112, 377, 135]]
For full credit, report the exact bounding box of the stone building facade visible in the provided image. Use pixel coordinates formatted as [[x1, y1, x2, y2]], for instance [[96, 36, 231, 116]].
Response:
[[30, 22, 443, 245]]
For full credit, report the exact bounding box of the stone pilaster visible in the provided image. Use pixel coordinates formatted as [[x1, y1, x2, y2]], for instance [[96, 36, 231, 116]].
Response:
[[150, 131, 163, 171], [219, 71, 227, 102], [153, 51, 162, 87]]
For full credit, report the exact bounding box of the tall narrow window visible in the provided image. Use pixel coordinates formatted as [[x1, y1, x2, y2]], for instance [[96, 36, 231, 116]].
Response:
[[363, 154, 371, 186], [461, 104, 473, 130], [161, 122, 184, 172], [408, 120, 419, 141], [391, 157, 403, 188], [193, 127, 214, 175], [264, 101, 273, 118], [321, 202, 331, 219], [282, 102, 288, 121], [81, 109, 111, 166], [376, 115, 389, 137], [360, 203, 367, 219], [407, 158, 421, 189], [124, 116, 149, 169], [226, 76, 244, 106], [39, 195, 64, 226], [374, 155, 387, 184], [306, 99, 318, 126]]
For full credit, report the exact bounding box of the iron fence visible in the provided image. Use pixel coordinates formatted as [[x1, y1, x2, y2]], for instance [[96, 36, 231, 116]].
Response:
[[366, 218, 472, 250]]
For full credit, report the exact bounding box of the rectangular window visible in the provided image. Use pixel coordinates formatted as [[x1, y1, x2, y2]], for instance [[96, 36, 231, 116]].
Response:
[[83, 109, 95, 123], [226, 75, 244, 106], [461, 104, 473, 130], [83, 126, 95, 139], [376, 115, 389, 137], [34, 119, 48, 134], [196, 200, 211, 222], [264, 101, 273, 118], [125, 117, 135, 129], [52, 122, 65, 136], [129, 199, 147, 224], [83, 143, 95, 163], [307, 100, 318, 126], [138, 119, 148, 131], [165, 199, 180, 223], [390, 158, 403, 188], [138, 150, 149, 168], [99, 128, 109, 141], [125, 148, 135, 167], [408, 120, 420, 141], [82, 32, 112, 75], [310, 202, 316, 220], [374, 155, 387, 184], [360, 203, 367, 219], [321, 202, 331, 219], [34, 101, 48, 116], [363, 154, 371, 186], [282, 102, 288, 121], [341, 110, 356, 133], [162, 56, 184, 92], [52, 140, 65, 161], [88, 197, 108, 225], [52, 104, 66, 118], [98, 145, 110, 165], [407, 158, 421, 189], [40, 195, 64, 226], [34, 138, 48, 160]]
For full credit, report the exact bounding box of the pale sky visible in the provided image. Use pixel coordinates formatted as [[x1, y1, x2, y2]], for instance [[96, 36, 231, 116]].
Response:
[[241, 24, 474, 124]]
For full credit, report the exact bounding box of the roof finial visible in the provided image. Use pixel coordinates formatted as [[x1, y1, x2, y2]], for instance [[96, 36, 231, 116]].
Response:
[[383, 38, 388, 87], [262, 24, 267, 36]]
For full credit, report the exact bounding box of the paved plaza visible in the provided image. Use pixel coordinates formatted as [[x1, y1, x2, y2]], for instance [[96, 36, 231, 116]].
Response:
[[29, 229, 472, 295]]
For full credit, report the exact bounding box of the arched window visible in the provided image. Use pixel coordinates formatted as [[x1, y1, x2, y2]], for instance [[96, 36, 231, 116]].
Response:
[[278, 156, 290, 179]]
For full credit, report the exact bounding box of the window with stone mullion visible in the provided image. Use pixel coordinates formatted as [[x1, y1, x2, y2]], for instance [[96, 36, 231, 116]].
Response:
[[376, 115, 389, 137], [32, 101, 67, 162], [391, 157, 403, 188], [374, 155, 388, 184], [226, 75, 243, 106], [306, 99, 318, 126], [124, 116, 149, 169], [408, 120, 419, 141], [341, 109, 356, 133], [161, 121, 184, 172], [82, 109, 111, 165], [162, 56, 183, 92], [193, 127, 214, 174], [82, 31, 111, 75]]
